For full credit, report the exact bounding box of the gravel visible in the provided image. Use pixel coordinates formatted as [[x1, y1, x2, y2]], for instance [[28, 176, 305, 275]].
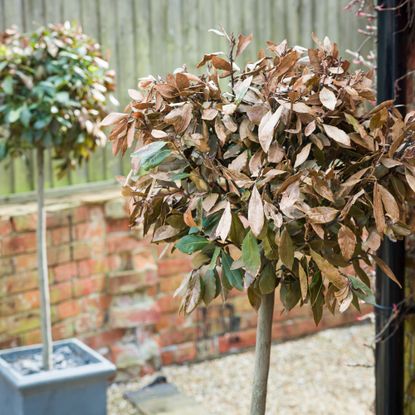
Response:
[[109, 322, 375, 415]]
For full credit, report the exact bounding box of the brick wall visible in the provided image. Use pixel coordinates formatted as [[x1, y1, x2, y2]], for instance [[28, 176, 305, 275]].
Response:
[[0, 189, 370, 379]]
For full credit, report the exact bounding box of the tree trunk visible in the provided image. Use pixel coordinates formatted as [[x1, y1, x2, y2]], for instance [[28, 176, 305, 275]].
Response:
[[36, 149, 53, 370], [250, 292, 275, 415]]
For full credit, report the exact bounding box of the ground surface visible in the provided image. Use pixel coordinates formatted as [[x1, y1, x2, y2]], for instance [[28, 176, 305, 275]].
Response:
[[108, 322, 375, 415]]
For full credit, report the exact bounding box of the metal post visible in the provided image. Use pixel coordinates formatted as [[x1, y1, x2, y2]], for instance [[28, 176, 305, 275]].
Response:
[[375, 1, 408, 414]]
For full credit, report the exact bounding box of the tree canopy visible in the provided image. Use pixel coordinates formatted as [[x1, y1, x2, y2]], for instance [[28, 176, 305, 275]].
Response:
[[104, 32, 415, 323]]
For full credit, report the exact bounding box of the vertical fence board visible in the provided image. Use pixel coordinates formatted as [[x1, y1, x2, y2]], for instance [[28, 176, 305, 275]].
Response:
[[0, 0, 368, 196]]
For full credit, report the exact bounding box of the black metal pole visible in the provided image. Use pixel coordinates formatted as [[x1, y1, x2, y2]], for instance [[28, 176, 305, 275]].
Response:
[[375, 1, 408, 414]]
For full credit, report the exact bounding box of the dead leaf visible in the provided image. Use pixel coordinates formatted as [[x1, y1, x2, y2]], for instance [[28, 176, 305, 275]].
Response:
[[319, 87, 337, 111], [258, 106, 283, 152], [323, 124, 351, 147], [215, 202, 232, 242], [338, 225, 356, 261], [248, 185, 264, 236], [307, 207, 338, 224], [236, 33, 253, 57], [294, 143, 312, 168]]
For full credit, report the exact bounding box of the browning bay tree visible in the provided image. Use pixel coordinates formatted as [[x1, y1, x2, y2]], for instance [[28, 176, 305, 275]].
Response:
[[104, 31, 415, 414]]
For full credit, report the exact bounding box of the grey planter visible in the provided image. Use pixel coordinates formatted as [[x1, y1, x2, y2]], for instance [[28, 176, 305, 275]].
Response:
[[0, 338, 116, 415]]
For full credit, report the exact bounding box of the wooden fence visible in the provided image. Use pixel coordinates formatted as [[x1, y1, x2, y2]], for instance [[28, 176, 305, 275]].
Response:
[[0, 0, 368, 196]]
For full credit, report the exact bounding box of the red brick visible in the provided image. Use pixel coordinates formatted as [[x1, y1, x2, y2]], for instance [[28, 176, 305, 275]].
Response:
[[110, 296, 160, 328], [158, 326, 196, 347], [19, 329, 41, 345], [52, 262, 77, 282], [79, 294, 111, 314], [107, 233, 142, 254], [47, 245, 71, 266], [56, 299, 80, 320], [0, 257, 14, 277], [107, 268, 158, 295], [161, 341, 197, 365], [77, 258, 106, 278], [106, 218, 130, 233], [50, 281, 73, 304], [75, 222, 104, 240], [48, 227, 71, 245], [72, 206, 90, 223], [11, 214, 37, 232], [84, 328, 125, 350], [0, 218, 13, 234], [155, 313, 186, 331], [158, 257, 192, 277], [7, 312, 41, 336], [46, 210, 70, 228], [52, 320, 74, 340], [71, 242, 92, 261], [2, 233, 37, 256], [159, 274, 184, 293], [12, 253, 38, 271], [73, 275, 105, 297], [218, 328, 257, 353], [74, 311, 105, 335], [156, 295, 181, 314], [1, 271, 38, 296], [0, 290, 40, 316]]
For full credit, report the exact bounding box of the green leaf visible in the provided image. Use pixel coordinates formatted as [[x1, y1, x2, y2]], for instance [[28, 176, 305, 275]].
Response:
[[280, 278, 301, 310], [8, 107, 22, 123], [201, 268, 219, 305], [20, 106, 31, 128], [279, 228, 294, 270], [131, 141, 167, 164], [142, 148, 171, 170], [0, 142, 7, 161], [309, 272, 324, 325], [259, 262, 277, 294], [221, 251, 244, 291], [208, 247, 221, 270], [175, 235, 209, 254], [242, 230, 261, 276], [349, 276, 375, 305], [248, 285, 262, 310], [1, 76, 13, 94]]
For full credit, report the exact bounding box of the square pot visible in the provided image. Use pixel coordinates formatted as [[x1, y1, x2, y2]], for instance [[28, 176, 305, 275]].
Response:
[[0, 338, 116, 415]]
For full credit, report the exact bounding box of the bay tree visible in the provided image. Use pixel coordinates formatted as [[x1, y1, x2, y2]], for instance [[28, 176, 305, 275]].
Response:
[[104, 31, 415, 414], [0, 23, 115, 370]]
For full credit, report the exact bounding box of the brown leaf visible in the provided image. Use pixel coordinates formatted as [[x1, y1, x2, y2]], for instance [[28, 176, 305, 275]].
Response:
[[258, 106, 283, 152], [128, 89, 143, 101], [372, 254, 402, 288], [307, 207, 338, 224], [294, 143, 312, 168], [305, 120, 316, 137], [151, 129, 168, 139], [229, 150, 248, 172], [311, 249, 347, 289], [373, 182, 386, 234], [101, 112, 127, 127], [319, 87, 337, 111], [248, 185, 264, 237], [153, 225, 181, 242], [279, 228, 294, 270], [338, 225, 356, 261], [405, 170, 415, 193], [323, 124, 351, 147], [212, 55, 232, 71], [215, 202, 232, 242], [202, 108, 218, 121], [236, 33, 253, 57], [299, 264, 308, 301], [378, 184, 399, 222]]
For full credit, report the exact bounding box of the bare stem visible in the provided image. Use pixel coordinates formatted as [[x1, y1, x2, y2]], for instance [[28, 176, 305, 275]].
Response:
[[37, 148, 53, 370], [250, 292, 275, 415]]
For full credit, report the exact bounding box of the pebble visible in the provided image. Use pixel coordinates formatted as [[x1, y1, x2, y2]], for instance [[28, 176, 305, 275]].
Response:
[[108, 323, 375, 415]]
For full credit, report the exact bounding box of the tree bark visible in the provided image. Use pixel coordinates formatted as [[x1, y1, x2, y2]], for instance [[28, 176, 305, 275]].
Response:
[[250, 292, 275, 415], [36, 149, 53, 370]]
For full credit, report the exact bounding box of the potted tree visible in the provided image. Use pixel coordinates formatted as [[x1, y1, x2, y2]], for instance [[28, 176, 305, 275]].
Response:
[[0, 23, 116, 415], [104, 31, 415, 414]]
